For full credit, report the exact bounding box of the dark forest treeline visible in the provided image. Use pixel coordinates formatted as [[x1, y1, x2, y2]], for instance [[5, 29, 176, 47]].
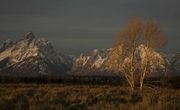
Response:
[[0, 75, 123, 85], [0, 74, 179, 89]]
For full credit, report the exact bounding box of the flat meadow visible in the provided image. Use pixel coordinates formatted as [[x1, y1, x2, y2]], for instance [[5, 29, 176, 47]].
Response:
[[0, 83, 179, 110]]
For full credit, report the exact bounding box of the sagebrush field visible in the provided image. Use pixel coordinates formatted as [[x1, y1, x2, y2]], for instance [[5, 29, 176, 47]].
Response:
[[0, 84, 179, 110]]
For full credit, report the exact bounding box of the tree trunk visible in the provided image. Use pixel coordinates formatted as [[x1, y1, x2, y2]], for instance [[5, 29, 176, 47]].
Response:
[[140, 61, 148, 91]]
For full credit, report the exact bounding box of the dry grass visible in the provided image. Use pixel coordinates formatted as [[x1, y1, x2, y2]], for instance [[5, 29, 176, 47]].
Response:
[[0, 84, 179, 110]]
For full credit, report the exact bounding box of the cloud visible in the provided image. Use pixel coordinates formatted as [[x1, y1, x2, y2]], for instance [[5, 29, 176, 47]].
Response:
[[0, 0, 179, 54]]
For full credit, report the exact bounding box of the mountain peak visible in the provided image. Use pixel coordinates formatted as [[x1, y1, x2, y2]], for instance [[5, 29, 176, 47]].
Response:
[[24, 32, 35, 40], [0, 32, 72, 76]]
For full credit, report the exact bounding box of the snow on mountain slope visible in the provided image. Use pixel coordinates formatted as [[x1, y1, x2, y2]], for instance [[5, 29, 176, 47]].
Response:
[[72, 45, 166, 76], [71, 49, 110, 75], [0, 32, 72, 76]]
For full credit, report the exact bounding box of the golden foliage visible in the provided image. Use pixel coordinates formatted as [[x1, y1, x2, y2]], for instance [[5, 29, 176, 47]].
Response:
[[111, 17, 167, 91]]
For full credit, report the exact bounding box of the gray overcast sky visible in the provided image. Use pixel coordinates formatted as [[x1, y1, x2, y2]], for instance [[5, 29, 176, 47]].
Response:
[[0, 0, 179, 55]]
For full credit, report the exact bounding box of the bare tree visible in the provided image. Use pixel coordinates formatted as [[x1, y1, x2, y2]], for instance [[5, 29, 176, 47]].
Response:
[[139, 19, 166, 90], [109, 17, 166, 91]]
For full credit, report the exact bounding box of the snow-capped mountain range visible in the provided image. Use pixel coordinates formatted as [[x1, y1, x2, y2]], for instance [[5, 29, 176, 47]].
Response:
[[0, 32, 73, 76], [71, 45, 167, 76], [0, 32, 179, 77]]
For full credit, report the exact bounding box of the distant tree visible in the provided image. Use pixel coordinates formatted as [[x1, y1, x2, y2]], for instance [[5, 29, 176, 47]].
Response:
[[109, 17, 166, 91]]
